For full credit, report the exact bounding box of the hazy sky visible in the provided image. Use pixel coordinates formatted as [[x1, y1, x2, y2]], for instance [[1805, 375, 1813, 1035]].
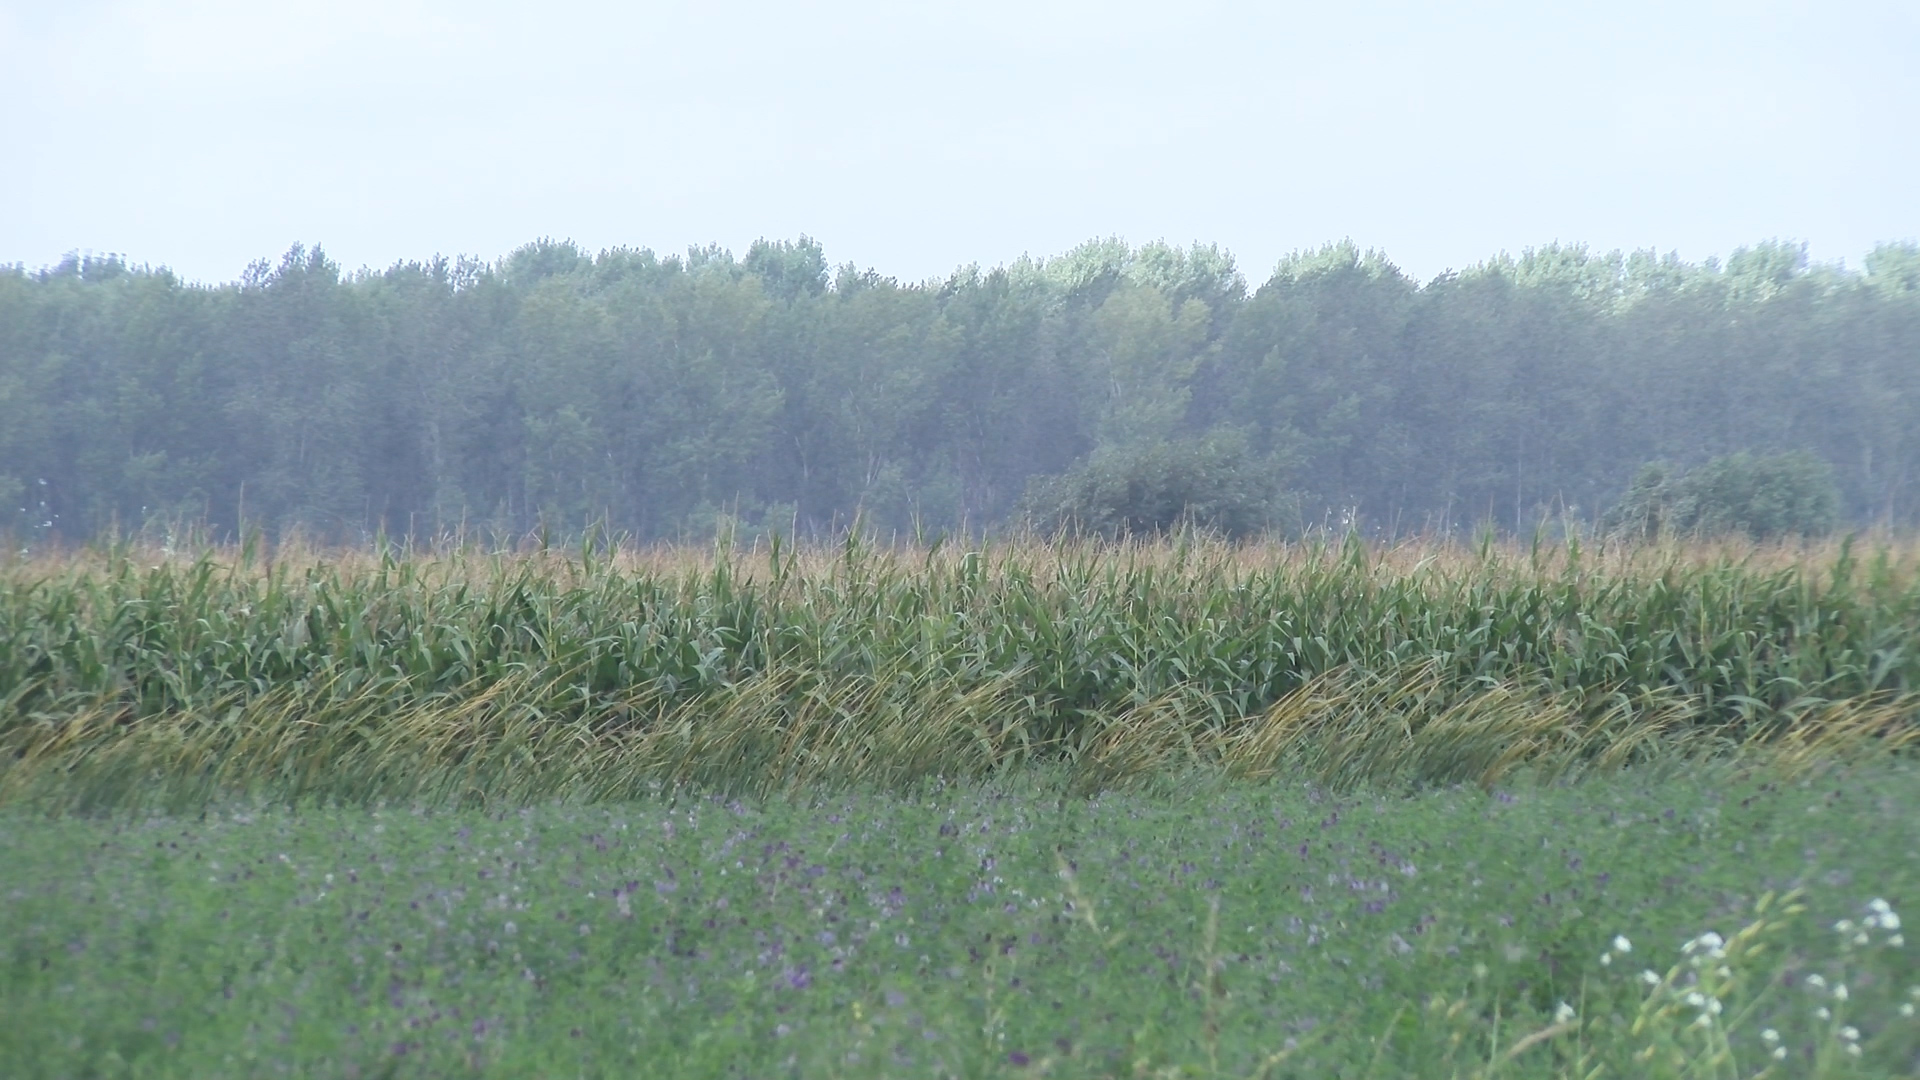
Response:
[[4, 0, 1916, 286]]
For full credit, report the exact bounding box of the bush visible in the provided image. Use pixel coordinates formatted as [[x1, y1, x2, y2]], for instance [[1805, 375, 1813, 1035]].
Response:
[[1604, 451, 1840, 540], [1020, 430, 1291, 539]]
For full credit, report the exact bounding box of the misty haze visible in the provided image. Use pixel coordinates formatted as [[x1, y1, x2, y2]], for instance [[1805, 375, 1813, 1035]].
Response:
[[4, 2, 1918, 1077], [4, 235, 1919, 545]]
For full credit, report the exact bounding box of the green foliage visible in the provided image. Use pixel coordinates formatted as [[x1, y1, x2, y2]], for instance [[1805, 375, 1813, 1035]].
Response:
[[6, 236, 1920, 545], [1019, 431, 1290, 539], [2, 538, 1918, 809], [1606, 452, 1841, 540], [2, 765, 1915, 1078]]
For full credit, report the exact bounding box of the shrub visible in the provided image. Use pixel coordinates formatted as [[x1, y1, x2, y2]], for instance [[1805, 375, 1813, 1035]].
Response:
[[1604, 451, 1839, 541], [1019, 429, 1291, 539]]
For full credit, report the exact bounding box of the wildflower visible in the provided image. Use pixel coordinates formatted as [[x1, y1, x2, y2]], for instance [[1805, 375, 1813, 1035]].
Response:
[[1833, 983, 1848, 1002], [1613, 935, 1632, 954], [1682, 933, 1710, 955], [1685, 991, 1708, 1008], [1771, 1046, 1788, 1060], [1807, 974, 1827, 989], [1891, 934, 1905, 947], [1761, 1028, 1780, 1044], [1641, 970, 1661, 986], [1839, 1026, 1859, 1042], [1554, 1002, 1576, 1024], [1815, 1007, 1832, 1020], [1900, 1003, 1915, 1017]]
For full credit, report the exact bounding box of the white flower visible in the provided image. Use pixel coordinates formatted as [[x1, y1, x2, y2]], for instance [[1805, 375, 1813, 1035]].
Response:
[[1707, 998, 1723, 1016], [1600, 953, 1612, 966], [1846, 1043, 1862, 1057], [1641, 970, 1662, 986], [1839, 1026, 1860, 1042], [1833, 983, 1849, 1001], [1771, 1046, 1788, 1060], [1816, 1006, 1832, 1020], [1869, 898, 1893, 915], [1686, 991, 1708, 1008], [1807, 974, 1828, 989], [1613, 935, 1633, 954], [1891, 934, 1905, 947], [1882, 913, 1902, 930], [1900, 1002, 1915, 1017], [1761, 1028, 1781, 1044], [1836, 919, 1856, 933], [1554, 1001, 1577, 1024]]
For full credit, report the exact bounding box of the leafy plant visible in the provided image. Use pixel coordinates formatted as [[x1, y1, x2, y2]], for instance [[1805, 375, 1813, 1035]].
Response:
[[1019, 430, 1292, 539], [1605, 452, 1841, 541], [2, 535, 1918, 809]]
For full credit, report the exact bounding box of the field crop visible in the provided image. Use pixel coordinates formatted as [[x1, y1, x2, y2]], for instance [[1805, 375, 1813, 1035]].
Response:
[[2, 536, 1917, 1077], [2, 534, 1918, 807], [3, 765, 1916, 1078]]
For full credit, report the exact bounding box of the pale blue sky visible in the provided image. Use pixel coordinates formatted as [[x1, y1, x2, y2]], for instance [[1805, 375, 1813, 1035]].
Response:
[[3, 0, 1915, 285]]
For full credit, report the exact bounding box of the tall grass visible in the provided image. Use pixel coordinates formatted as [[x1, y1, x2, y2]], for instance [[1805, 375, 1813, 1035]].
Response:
[[3, 532, 1916, 806]]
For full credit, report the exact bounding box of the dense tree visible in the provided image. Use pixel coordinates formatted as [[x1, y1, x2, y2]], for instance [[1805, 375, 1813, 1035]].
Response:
[[1601, 452, 1840, 541], [2, 236, 1917, 545]]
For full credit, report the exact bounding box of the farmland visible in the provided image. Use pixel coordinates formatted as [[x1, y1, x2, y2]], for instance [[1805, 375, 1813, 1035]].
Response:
[[2, 535, 1918, 1077]]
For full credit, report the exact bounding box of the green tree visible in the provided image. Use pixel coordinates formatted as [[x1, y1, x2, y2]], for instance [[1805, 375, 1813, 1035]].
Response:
[[1603, 452, 1839, 541], [1020, 428, 1289, 539]]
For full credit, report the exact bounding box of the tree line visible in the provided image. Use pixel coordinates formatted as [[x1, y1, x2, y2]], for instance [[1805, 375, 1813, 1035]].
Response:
[[3, 234, 1918, 545]]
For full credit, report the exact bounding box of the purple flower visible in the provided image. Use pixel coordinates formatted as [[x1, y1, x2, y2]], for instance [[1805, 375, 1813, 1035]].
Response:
[[1008, 1050, 1031, 1066], [783, 966, 812, 990]]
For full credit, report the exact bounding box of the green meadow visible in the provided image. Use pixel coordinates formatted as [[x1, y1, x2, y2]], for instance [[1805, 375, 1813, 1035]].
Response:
[[2, 536, 1917, 1077]]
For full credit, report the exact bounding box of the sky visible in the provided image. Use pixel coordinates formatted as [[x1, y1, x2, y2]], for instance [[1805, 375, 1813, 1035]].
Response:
[[3, 0, 1916, 287]]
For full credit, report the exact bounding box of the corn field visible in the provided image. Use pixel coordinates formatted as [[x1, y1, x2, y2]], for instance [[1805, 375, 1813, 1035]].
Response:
[[3, 532, 1917, 808]]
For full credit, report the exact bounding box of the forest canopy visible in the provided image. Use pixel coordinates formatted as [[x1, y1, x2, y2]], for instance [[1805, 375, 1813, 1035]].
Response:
[[3, 236, 1919, 545]]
